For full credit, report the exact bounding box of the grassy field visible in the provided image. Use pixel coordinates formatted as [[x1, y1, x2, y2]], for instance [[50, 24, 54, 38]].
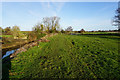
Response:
[[0, 35, 13, 37], [2, 33, 120, 79], [73, 31, 120, 35]]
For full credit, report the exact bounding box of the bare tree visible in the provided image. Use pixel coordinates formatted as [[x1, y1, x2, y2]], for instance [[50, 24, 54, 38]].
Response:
[[42, 16, 60, 33], [51, 16, 60, 31], [32, 23, 44, 33], [65, 26, 73, 31], [43, 17, 51, 32]]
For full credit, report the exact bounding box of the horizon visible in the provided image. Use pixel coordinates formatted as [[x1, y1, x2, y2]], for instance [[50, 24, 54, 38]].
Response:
[[1, 2, 118, 31]]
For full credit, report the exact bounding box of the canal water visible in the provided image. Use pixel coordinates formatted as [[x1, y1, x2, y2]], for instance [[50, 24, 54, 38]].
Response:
[[2, 49, 18, 59]]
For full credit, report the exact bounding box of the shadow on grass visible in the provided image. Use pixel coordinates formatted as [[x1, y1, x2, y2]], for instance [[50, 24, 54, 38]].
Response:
[[2, 56, 11, 80]]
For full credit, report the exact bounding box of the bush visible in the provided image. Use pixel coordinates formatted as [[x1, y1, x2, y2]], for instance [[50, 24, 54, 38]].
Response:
[[37, 33, 46, 39], [28, 32, 46, 40], [2, 37, 14, 44], [74, 31, 78, 33], [28, 32, 37, 41], [61, 29, 65, 33]]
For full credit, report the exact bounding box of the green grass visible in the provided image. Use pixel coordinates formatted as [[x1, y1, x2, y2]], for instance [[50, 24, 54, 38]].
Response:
[[74, 31, 120, 35], [37, 33, 46, 39], [0, 35, 13, 37], [2, 33, 120, 79]]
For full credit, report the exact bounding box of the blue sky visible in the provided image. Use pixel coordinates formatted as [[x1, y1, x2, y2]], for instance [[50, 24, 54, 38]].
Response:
[[2, 2, 118, 31]]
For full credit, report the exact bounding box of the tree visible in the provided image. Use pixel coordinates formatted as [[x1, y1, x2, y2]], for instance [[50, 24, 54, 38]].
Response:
[[0, 27, 3, 35], [32, 23, 44, 39], [12, 26, 20, 38], [113, 1, 120, 31], [32, 23, 44, 33], [43, 16, 60, 33], [28, 31, 37, 41], [43, 17, 50, 32], [4, 27, 12, 35], [0, 27, 2, 35], [0, 27, 2, 30], [65, 26, 73, 31], [50, 16, 60, 32], [61, 29, 65, 33]]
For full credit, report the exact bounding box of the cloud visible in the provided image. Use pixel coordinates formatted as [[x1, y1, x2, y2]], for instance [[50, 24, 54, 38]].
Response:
[[41, 2, 65, 16], [47, 2, 50, 8], [20, 3, 42, 19], [28, 10, 41, 18], [51, 2, 65, 13]]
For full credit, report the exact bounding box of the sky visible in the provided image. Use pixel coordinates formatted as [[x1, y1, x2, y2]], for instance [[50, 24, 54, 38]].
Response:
[[1, 2, 118, 31]]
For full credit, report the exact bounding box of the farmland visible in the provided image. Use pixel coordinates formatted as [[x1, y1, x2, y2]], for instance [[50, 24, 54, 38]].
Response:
[[2, 33, 120, 79]]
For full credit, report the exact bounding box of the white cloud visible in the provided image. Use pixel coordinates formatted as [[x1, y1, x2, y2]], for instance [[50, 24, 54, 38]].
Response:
[[47, 2, 50, 8], [20, 3, 42, 21], [51, 2, 65, 13], [28, 10, 41, 18], [41, 2, 65, 16]]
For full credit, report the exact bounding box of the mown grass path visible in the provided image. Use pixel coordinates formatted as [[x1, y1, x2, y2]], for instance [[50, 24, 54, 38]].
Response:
[[3, 34, 119, 79]]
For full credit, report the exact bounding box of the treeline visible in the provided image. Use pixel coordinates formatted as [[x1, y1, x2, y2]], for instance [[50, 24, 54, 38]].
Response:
[[0, 16, 75, 39], [0, 26, 24, 37], [0, 16, 62, 40], [1, 16, 119, 37], [32, 16, 60, 33], [0, 16, 61, 34]]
